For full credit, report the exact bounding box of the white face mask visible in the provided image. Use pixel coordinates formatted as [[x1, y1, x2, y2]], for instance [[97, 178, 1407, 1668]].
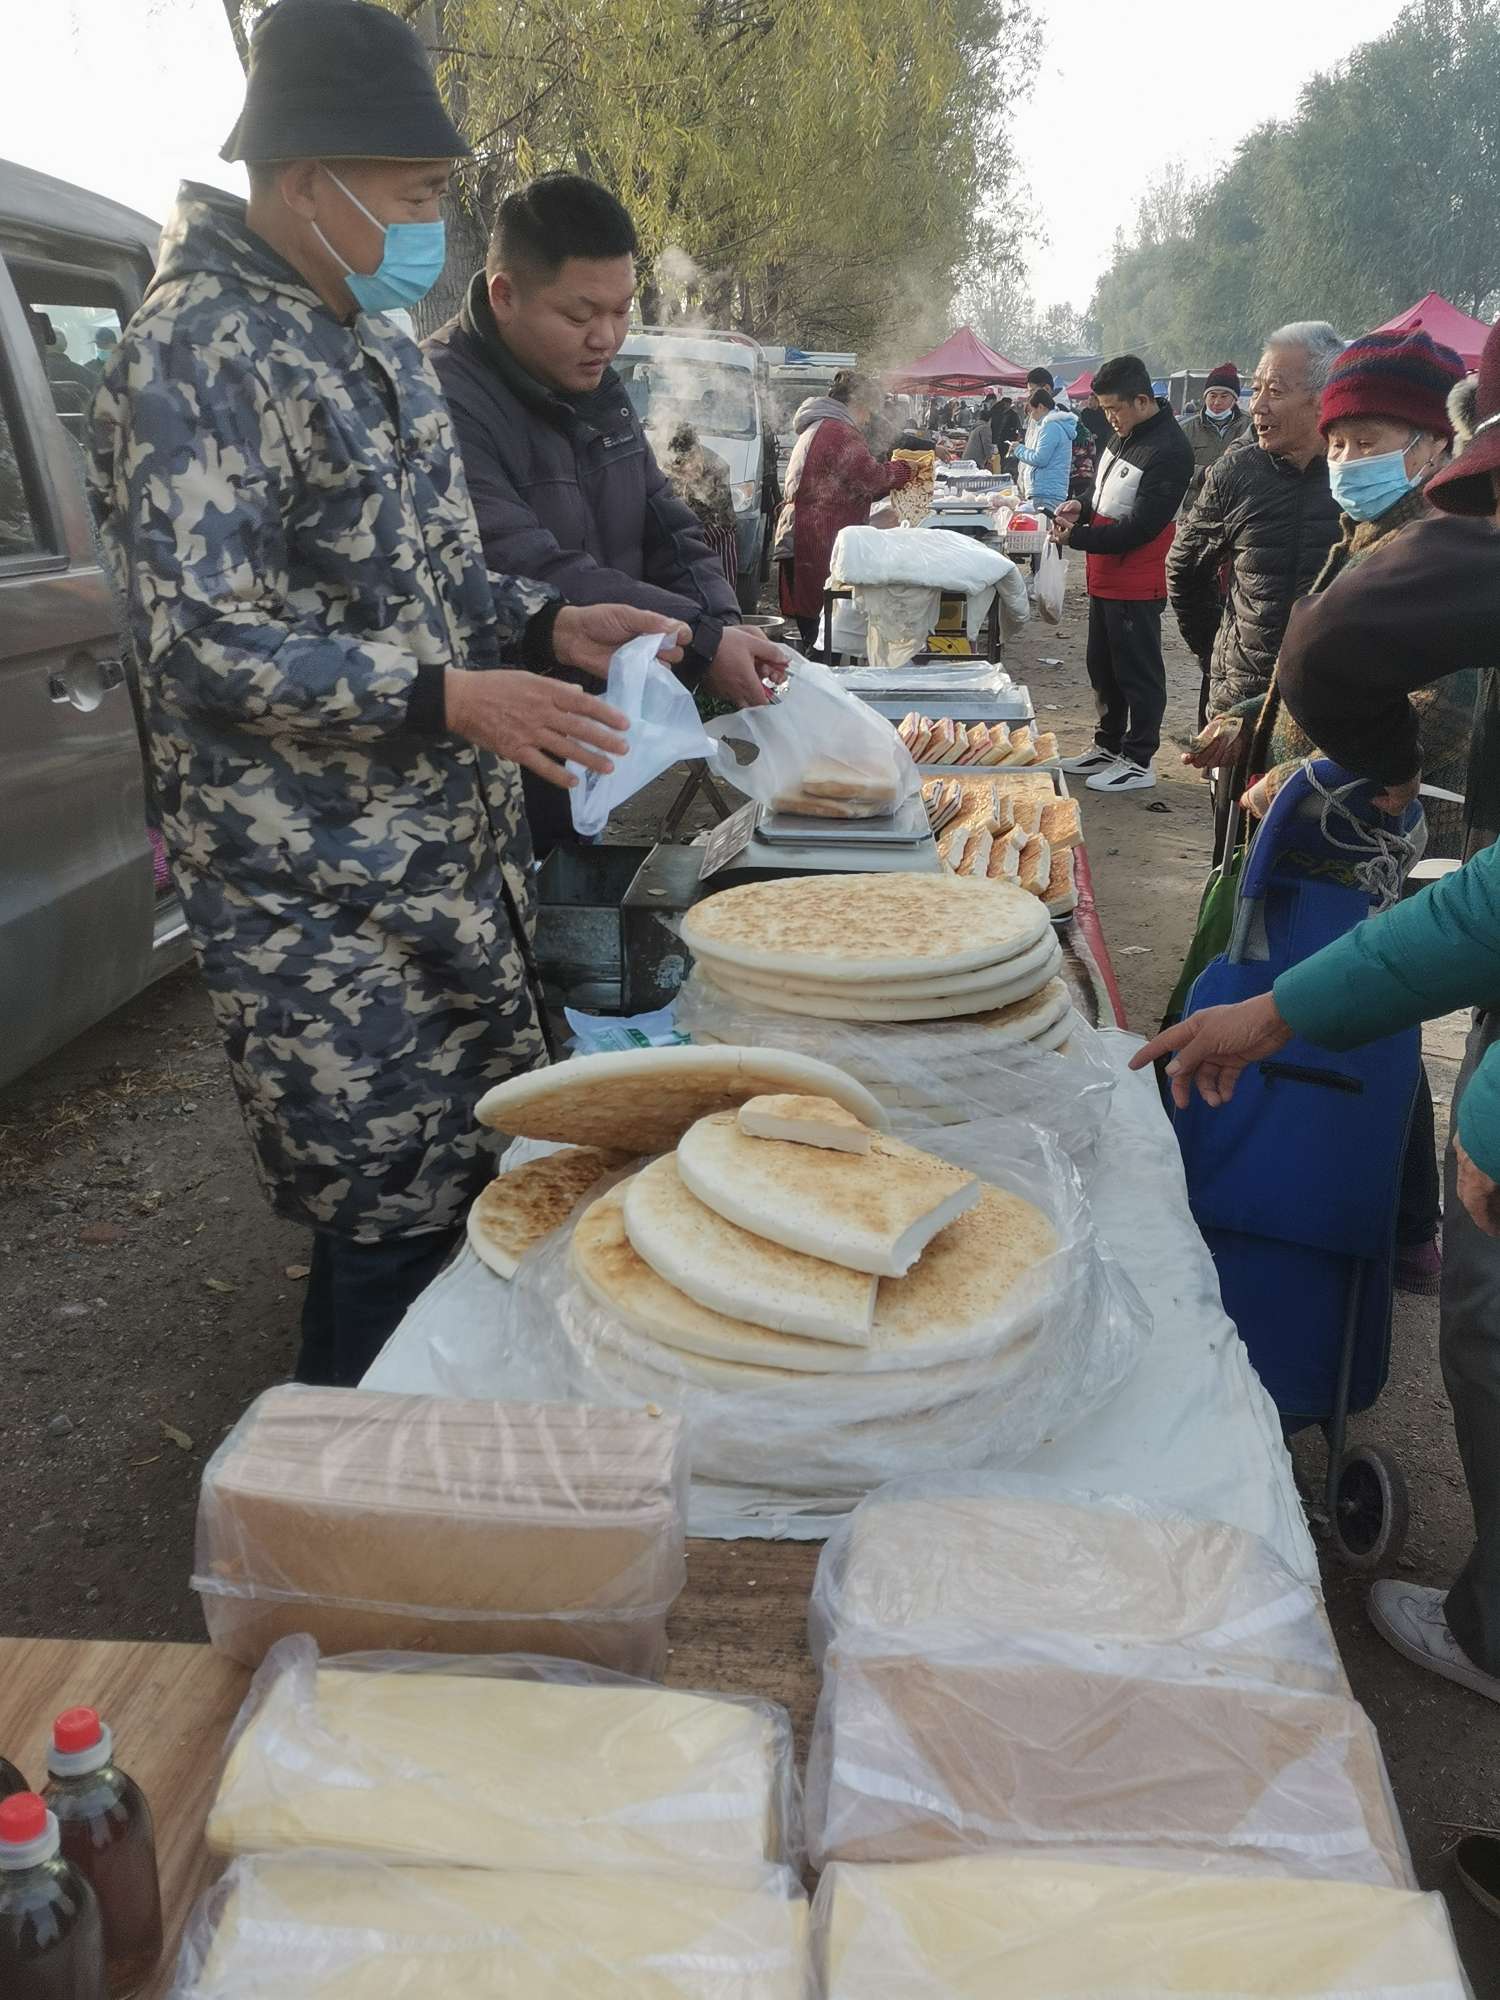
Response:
[[1204, 400, 1238, 425]]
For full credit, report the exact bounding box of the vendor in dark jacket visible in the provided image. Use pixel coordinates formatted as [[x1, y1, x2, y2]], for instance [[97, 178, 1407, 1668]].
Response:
[[1053, 354, 1196, 795], [1169, 323, 1343, 732], [426, 174, 786, 853]]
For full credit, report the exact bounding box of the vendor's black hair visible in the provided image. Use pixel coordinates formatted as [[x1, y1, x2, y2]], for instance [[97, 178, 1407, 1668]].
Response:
[[1093, 353, 1155, 402], [1026, 366, 1054, 391], [488, 172, 638, 282]]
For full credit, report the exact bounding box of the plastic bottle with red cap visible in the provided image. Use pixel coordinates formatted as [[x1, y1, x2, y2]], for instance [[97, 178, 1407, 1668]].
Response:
[[42, 1710, 161, 2000], [0, 1790, 107, 1999]]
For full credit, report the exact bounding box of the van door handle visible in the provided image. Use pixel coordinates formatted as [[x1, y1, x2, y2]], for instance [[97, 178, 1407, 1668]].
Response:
[[48, 653, 125, 711]]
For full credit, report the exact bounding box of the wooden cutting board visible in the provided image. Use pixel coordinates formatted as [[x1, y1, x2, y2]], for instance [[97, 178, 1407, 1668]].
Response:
[[0, 1636, 250, 1999]]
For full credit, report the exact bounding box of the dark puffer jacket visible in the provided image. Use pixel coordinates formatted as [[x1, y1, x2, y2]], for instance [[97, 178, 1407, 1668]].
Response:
[[1167, 439, 1341, 715]]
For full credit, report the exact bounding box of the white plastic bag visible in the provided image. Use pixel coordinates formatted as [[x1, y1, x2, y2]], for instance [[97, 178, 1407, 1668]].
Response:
[[174, 1854, 811, 2000], [208, 1635, 802, 1878], [707, 654, 918, 818], [804, 1473, 1411, 1886], [1034, 539, 1068, 625], [493, 1116, 1147, 1500], [569, 632, 715, 838]]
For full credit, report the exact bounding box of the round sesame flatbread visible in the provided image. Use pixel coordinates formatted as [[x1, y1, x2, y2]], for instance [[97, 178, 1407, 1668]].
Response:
[[681, 874, 1051, 982], [572, 1179, 1056, 1376], [695, 944, 1064, 1023], [475, 1045, 889, 1152], [466, 1146, 631, 1281], [699, 926, 1062, 1004]]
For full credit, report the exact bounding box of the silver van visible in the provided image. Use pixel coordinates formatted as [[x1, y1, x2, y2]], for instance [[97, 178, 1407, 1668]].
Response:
[[0, 160, 190, 1090]]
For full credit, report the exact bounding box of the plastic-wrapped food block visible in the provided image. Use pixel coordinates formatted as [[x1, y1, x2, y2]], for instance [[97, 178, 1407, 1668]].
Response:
[[173, 1854, 809, 2000], [207, 1639, 801, 1879], [806, 1476, 1410, 1885], [814, 1855, 1472, 1999], [192, 1387, 686, 1675]]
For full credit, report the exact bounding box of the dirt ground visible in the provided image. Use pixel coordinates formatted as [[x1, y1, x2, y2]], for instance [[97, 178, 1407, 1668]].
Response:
[[2, 589, 1496, 1985]]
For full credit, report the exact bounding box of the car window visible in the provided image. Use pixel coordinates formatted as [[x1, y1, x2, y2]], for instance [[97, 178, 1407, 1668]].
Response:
[[21, 296, 122, 445], [0, 384, 42, 559], [617, 357, 758, 440]]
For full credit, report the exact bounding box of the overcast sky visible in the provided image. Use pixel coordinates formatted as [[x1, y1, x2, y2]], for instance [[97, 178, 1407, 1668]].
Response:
[[11, 0, 1412, 309], [1010, 0, 1410, 309]]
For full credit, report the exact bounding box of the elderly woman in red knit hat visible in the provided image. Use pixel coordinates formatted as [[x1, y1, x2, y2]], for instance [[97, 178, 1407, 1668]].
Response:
[[1237, 328, 1471, 826]]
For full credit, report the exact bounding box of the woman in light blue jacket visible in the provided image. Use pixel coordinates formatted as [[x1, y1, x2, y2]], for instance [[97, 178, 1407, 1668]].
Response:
[[1013, 389, 1079, 511]]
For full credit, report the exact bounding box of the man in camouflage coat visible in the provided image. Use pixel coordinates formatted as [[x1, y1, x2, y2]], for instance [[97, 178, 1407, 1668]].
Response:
[[89, 0, 684, 1382]]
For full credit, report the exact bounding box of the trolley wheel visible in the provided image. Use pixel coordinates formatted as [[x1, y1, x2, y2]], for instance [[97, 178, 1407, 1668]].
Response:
[[1329, 1446, 1410, 1569]]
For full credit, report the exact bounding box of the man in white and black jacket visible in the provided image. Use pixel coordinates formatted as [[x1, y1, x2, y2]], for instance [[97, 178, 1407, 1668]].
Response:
[[1053, 354, 1195, 794], [427, 174, 786, 853]]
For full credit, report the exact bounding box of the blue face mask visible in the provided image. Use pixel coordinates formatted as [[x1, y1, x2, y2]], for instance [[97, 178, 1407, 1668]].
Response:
[[1327, 437, 1422, 522], [315, 169, 446, 313]]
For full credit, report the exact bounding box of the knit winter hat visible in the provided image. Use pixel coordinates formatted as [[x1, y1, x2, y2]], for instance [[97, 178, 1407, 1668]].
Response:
[[1427, 319, 1500, 515], [1204, 363, 1240, 397], [1318, 329, 1465, 441]]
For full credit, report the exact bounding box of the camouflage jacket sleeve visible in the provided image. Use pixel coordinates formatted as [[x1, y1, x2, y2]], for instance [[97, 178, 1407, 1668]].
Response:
[[97, 349, 430, 738]]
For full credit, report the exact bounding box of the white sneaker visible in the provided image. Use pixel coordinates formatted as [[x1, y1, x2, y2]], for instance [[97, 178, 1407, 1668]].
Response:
[[1086, 758, 1157, 794], [1368, 1580, 1500, 1702], [1057, 745, 1120, 775]]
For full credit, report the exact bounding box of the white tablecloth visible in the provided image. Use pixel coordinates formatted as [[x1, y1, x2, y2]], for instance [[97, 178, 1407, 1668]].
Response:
[[364, 1034, 1315, 1580]]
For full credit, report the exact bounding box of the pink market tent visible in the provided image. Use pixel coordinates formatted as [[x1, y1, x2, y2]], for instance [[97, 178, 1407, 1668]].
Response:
[[888, 326, 1030, 393], [1066, 369, 1094, 399], [1371, 292, 1490, 370]]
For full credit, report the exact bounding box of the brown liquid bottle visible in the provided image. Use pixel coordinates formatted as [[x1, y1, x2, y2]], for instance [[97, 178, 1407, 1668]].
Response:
[[0, 1757, 26, 1801], [42, 1710, 162, 2000], [0, 1792, 107, 2000]]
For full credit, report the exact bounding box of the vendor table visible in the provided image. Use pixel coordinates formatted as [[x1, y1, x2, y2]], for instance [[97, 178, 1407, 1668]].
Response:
[[0, 1636, 250, 2000]]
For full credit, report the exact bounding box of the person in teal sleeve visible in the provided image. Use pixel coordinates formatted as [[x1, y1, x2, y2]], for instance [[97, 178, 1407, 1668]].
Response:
[[1134, 360, 1500, 1734]]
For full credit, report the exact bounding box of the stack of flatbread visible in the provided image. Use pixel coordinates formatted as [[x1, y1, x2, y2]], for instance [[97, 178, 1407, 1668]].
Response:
[[900, 715, 1059, 770], [473, 1050, 1062, 1469], [925, 780, 1080, 917], [679, 874, 1078, 1053]]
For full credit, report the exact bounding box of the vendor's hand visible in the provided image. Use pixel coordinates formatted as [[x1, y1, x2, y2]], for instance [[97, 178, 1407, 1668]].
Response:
[[1050, 519, 1074, 547], [1053, 500, 1083, 529], [1129, 992, 1294, 1109], [1371, 774, 1422, 815], [551, 604, 690, 680], [704, 624, 789, 708], [444, 668, 629, 789], [1240, 772, 1277, 820], [1457, 1138, 1500, 1237], [1181, 715, 1244, 772]]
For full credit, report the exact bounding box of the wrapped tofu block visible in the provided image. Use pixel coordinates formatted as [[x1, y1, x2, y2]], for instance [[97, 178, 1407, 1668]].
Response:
[[193, 1387, 686, 1675], [177, 1854, 809, 2000], [815, 1855, 1471, 2000], [806, 1475, 1410, 1884], [207, 1639, 801, 1879]]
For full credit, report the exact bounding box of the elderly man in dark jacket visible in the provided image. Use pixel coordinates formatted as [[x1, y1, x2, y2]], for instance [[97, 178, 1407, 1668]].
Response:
[[1169, 323, 1344, 734], [427, 173, 786, 853]]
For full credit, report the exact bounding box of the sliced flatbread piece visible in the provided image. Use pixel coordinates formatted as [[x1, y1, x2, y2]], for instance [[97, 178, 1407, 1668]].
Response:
[[574, 1180, 1056, 1377], [475, 1045, 888, 1150], [738, 1093, 872, 1154], [1018, 834, 1052, 896], [1041, 797, 1081, 850], [1032, 729, 1059, 763], [954, 829, 992, 879], [677, 1113, 979, 1276], [940, 825, 971, 872], [466, 1146, 630, 1280], [1045, 846, 1078, 917], [999, 726, 1037, 767], [682, 874, 1052, 982], [700, 927, 1061, 1006], [622, 1153, 876, 1344]]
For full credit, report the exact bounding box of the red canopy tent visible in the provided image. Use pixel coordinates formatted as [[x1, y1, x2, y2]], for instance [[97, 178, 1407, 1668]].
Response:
[[1066, 369, 1094, 399], [1370, 292, 1490, 370], [888, 326, 1030, 393]]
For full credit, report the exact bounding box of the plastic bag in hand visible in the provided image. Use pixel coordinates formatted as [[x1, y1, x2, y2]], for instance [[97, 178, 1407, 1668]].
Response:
[[569, 633, 715, 838], [707, 654, 918, 819], [1034, 540, 1068, 626]]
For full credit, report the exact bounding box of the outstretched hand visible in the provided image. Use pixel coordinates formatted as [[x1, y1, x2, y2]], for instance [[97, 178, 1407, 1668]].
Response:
[[1128, 992, 1294, 1109]]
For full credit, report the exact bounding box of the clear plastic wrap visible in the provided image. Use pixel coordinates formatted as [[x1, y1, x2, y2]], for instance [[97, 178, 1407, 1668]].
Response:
[[805, 1475, 1411, 1885], [172, 1853, 810, 2000], [706, 656, 918, 819], [814, 1855, 1472, 2000], [207, 1637, 802, 1879], [570, 632, 716, 837], [478, 1118, 1146, 1501], [676, 970, 1116, 1166], [192, 1388, 687, 1675]]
